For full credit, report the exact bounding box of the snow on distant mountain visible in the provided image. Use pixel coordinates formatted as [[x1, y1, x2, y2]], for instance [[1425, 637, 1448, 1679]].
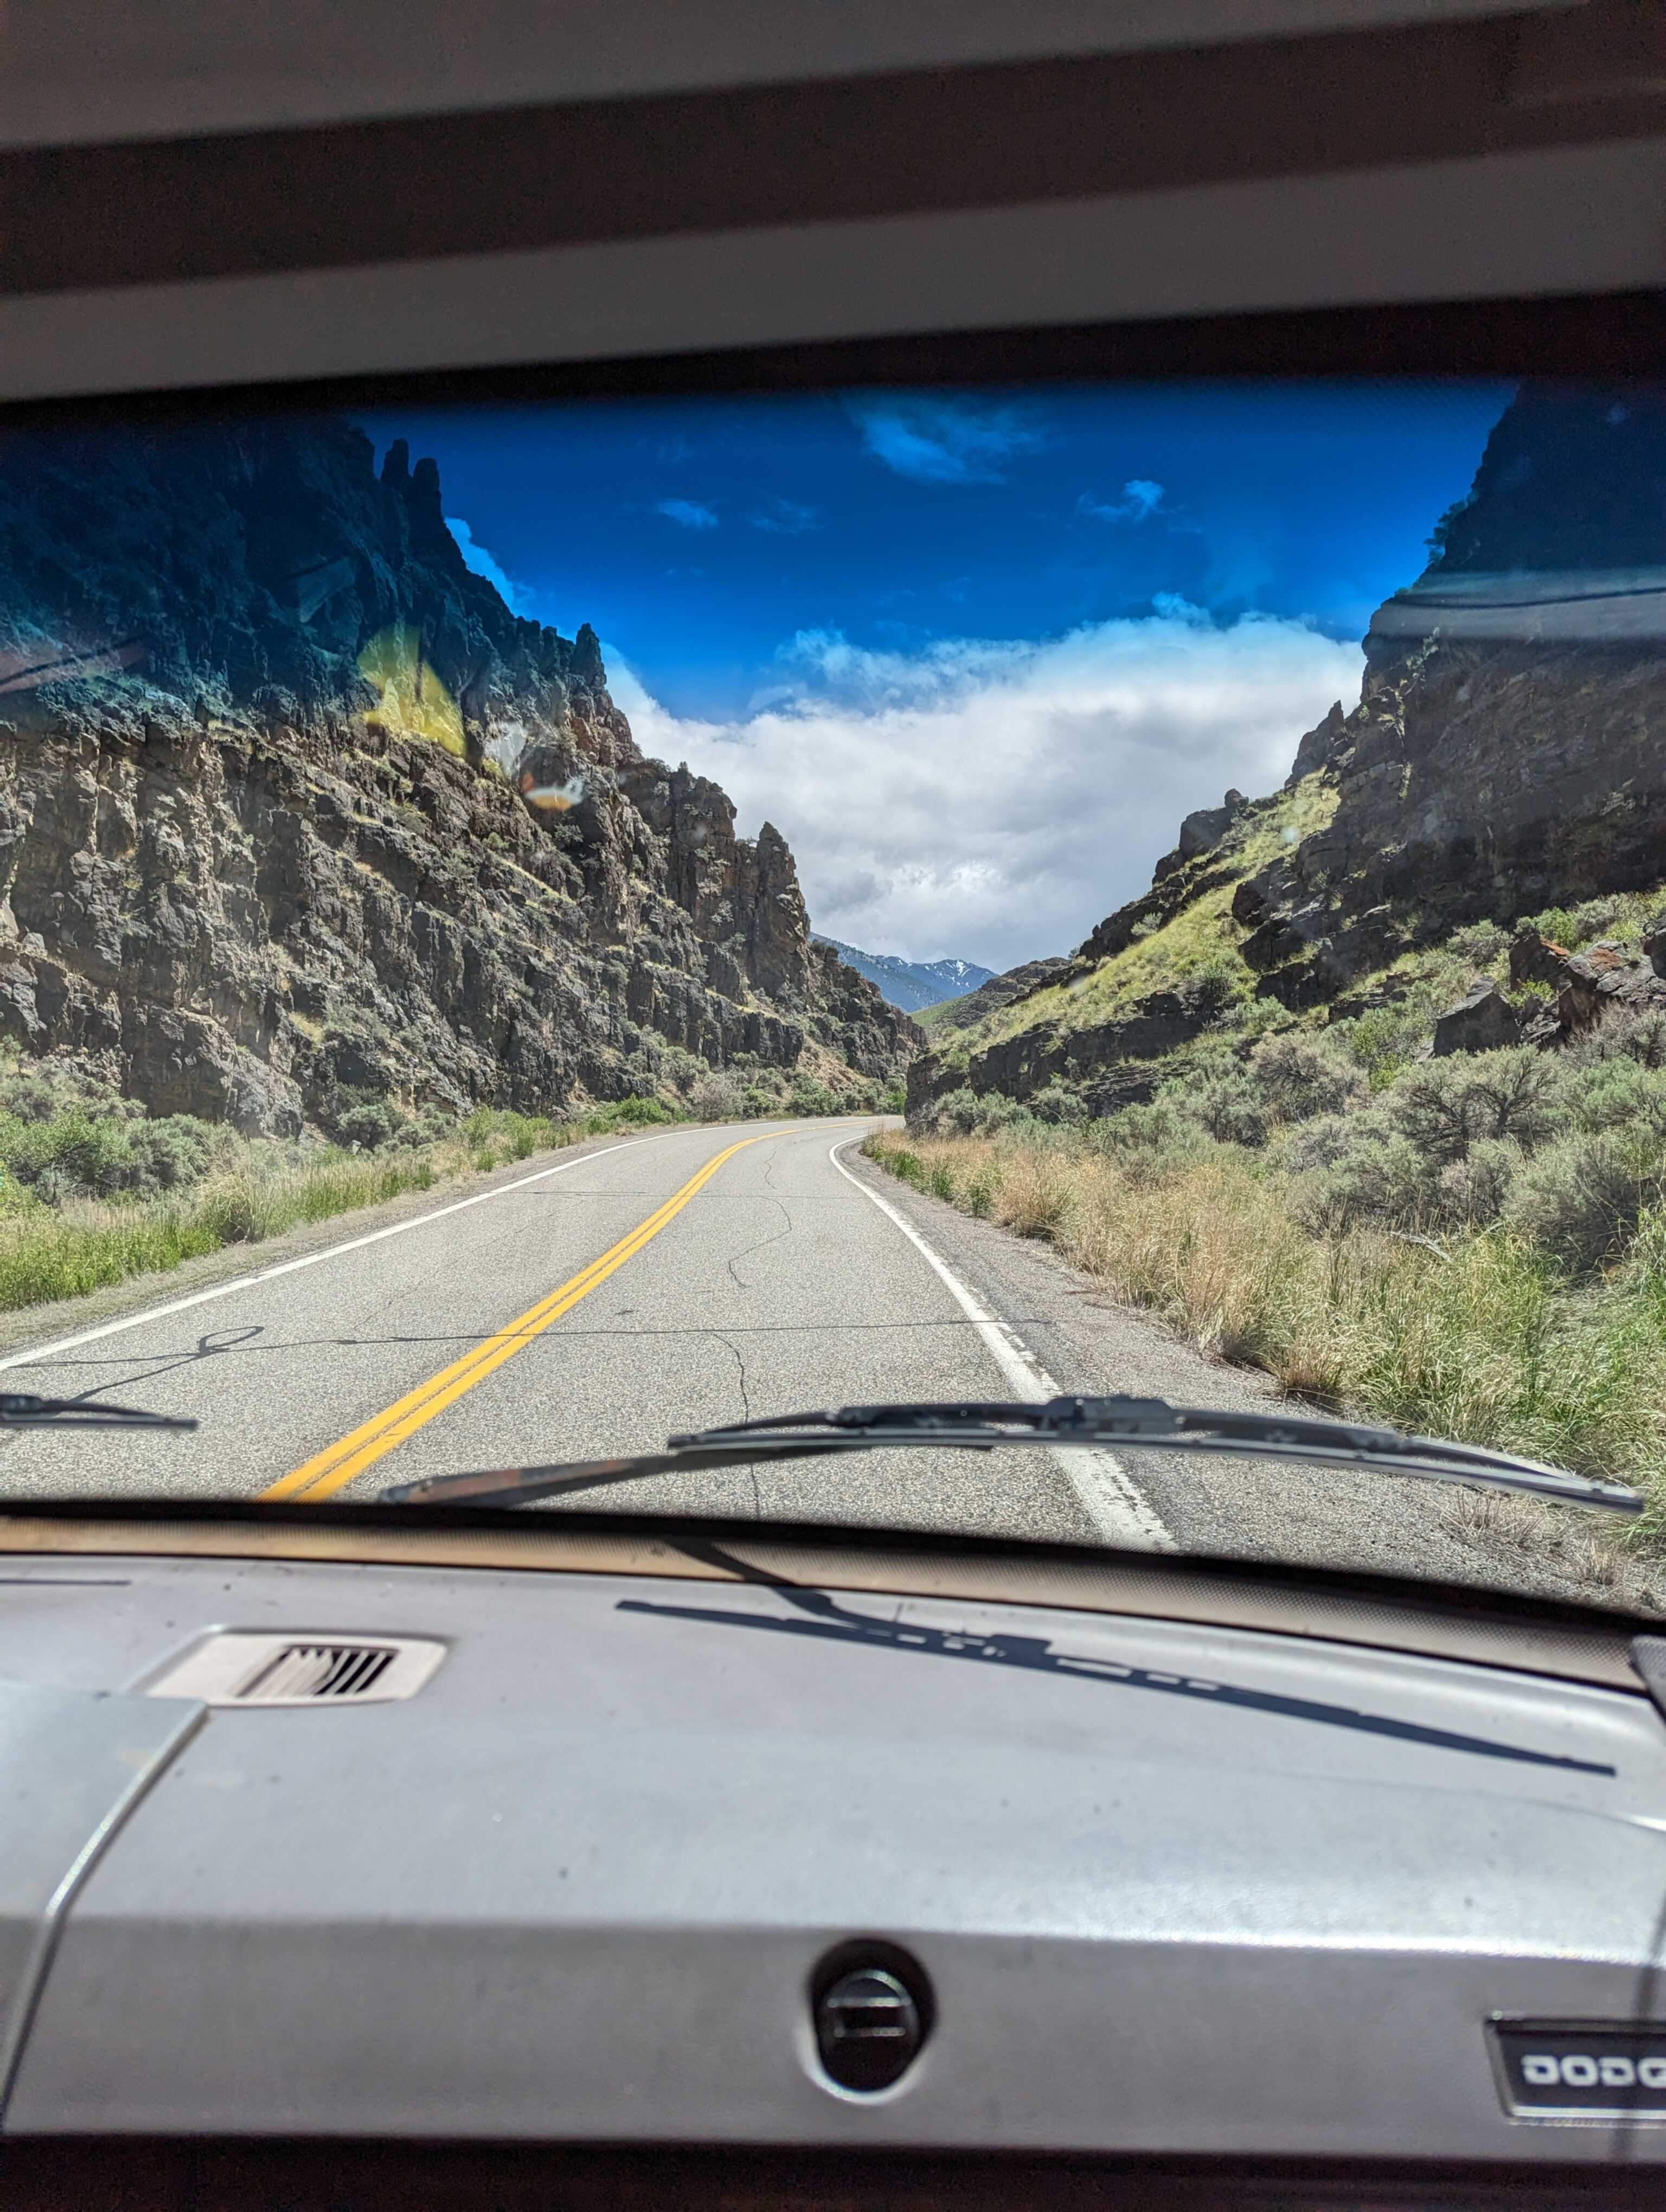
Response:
[[813, 937, 996, 1015]]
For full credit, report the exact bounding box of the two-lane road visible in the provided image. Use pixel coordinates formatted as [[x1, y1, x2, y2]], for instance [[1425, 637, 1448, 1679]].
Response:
[[0, 1120, 1162, 1545], [0, 1117, 1589, 1598]]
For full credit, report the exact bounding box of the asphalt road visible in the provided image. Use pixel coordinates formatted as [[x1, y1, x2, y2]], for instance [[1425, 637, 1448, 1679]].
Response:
[[0, 1117, 1613, 1594]]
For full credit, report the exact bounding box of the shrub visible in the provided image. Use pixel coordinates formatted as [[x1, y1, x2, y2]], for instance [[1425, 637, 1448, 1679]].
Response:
[[1247, 1031, 1367, 1121], [336, 1100, 402, 1151], [1028, 1082, 1087, 1127], [1188, 1068, 1268, 1146], [393, 1105, 457, 1149], [1566, 1008, 1666, 1073], [932, 1087, 984, 1136], [1277, 1111, 1355, 1174], [1565, 895, 1629, 946], [1566, 1057, 1666, 1142], [1289, 1127, 1432, 1234], [1436, 1137, 1521, 1226], [1447, 919, 1511, 969], [0, 1108, 135, 1195], [124, 1114, 216, 1193], [1338, 993, 1444, 1090], [1389, 1048, 1562, 1164], [1084, 1101, 1216, 1182], [1503, 1132, 1665, 1274], [607, 1094, 674, 1126], [0, 1073, 69, 1124], [924, 1086, 1031, 1137], [689, 1072, 744, 1123], [787, 1078, 841, 1117]]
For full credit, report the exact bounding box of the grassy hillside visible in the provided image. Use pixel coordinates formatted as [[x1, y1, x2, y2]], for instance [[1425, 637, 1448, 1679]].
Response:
[[938, 776, 1340, 1069]]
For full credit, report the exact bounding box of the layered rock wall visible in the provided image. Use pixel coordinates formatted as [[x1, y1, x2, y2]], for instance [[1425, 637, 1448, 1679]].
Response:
[[0, 416, 914, 1130]]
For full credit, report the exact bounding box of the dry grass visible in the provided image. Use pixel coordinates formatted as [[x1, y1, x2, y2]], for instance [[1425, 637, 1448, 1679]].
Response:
[[866, 1125, 1666, 1575], [1433, 1485, 1664, 1611]]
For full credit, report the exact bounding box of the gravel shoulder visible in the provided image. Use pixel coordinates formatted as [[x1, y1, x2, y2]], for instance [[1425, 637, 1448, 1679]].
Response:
[[836, 1143, 1658, 1613]]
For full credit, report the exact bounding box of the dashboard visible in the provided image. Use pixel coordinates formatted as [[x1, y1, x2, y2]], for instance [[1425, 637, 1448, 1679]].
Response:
[[2, 1512, 1665, 2205]]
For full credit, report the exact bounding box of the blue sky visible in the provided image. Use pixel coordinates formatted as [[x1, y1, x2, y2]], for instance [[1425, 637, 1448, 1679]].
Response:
[[360, 381, 1512, 969]]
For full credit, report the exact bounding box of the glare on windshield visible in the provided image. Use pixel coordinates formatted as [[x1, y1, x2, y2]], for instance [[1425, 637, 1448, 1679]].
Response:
[[0, 380, 1660, 1613]]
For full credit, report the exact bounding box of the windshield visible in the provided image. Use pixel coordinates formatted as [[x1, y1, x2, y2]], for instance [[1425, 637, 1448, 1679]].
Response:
[[0, 378, 1661, 1612]]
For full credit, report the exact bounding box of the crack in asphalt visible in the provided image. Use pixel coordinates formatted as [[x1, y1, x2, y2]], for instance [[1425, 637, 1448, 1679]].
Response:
[[708, 1330, 761, 1518], [11, 1314, 1057, 1374], [724, 1195, 796, 1293]]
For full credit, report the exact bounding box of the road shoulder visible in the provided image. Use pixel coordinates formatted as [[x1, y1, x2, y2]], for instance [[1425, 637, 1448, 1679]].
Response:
[[0, 1123, 710, 1364], [833, 1139, 1652, 1612]]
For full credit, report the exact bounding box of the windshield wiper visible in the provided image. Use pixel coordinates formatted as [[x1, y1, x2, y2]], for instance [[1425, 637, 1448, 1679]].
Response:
[[0, 1392, 195, 1430], [380, 1393, 1640, 1515]]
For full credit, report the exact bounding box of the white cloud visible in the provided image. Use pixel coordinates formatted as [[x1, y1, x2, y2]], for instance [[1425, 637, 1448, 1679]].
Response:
[[844, 396, 1045, 485], [605, 607, 1362, 973], [446, 517, 527, 611], [1079, 479, 1165, 523], [750, 497, 821, 535], [655, 497, 719, 530]]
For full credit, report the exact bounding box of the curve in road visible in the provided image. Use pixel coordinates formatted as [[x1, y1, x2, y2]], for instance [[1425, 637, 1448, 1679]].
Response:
[[0, 1118, 1168, 1552]]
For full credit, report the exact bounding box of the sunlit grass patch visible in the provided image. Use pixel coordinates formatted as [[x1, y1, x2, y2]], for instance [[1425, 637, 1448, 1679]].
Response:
[[0, 1099, 694, 1316]]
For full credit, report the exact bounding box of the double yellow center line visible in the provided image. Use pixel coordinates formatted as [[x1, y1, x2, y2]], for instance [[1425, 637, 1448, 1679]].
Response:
[[262, 1133, 767, 1503]]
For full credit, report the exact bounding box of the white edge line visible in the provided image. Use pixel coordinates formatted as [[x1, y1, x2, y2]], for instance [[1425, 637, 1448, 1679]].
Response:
[[0, 1121, 734, 1378], [828, 1137, 1174, 1554]]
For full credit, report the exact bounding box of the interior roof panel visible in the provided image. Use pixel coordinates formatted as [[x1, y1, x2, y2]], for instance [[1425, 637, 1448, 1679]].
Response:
[[0, 0, 1587, 153]]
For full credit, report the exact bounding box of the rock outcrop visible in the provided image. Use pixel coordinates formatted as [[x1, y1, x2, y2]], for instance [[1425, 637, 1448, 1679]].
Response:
[[0, 416, 915, 1131], [907, 382, 1666, 1118], [1431, 980, 1520, 1057], [1228, 384, 1666, 1009]]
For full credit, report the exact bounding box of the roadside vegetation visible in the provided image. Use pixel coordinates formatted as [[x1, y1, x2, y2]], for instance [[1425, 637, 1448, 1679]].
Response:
[[873, 901, 1666, 1558], [0, 1049, 899, 1317]]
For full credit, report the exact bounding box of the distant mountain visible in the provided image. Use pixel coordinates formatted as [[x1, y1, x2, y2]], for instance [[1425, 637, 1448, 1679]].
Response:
[[813, 937, 996, 1015]]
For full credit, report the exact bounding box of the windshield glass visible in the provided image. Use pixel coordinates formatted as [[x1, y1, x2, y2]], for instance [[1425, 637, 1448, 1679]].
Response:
[[0, 378, 1661, 1611]]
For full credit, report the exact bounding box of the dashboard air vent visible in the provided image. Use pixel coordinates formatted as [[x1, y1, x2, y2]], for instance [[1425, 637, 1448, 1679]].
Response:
[[142, 1630, 446, 1707], [238, 1643, 397, 1702]]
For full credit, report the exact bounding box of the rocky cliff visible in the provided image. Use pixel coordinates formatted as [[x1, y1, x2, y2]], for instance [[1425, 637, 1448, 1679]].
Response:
[[0, 415, 914, 1134], [1229, 383, 1666, 1009], [909, 382, 1666, 1118]]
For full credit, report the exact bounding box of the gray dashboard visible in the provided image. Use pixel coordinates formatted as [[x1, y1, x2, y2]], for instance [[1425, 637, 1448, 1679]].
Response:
[[1, 1545, 1665, 2165]]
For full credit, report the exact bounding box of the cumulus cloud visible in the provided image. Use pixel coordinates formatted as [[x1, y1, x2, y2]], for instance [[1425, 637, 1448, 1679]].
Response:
[[655, 497, 719, 530], [750, 497, 821, 535], [1079, 479, 1165, 523], [844, 396, 1046, 485], [605, 607, 1361, 972], [446, 517, 527, 611]]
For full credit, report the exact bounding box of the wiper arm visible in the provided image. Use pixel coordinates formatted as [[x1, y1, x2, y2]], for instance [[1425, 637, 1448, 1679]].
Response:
[[380, 1393, 1639, 1516], [0, 1392, 196, 1430]]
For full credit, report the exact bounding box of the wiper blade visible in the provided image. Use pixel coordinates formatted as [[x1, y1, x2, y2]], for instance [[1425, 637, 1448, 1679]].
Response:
[[381, 1393, 1639, 1516], [0, 1392, 195, 1431]]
